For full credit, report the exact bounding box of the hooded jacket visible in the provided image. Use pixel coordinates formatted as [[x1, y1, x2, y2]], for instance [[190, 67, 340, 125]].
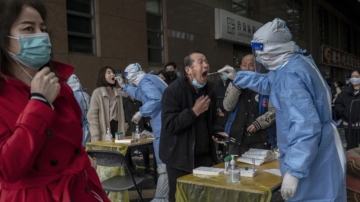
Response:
[[67, 74, 91, 146], [233, 53, 346, 201]]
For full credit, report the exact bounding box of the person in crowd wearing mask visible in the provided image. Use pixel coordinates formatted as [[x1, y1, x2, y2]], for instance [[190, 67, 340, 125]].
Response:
[[334, 69, 360, 150], [160, 52, 227, 202], [223, 54, 276, 156], [219, 18, 346, 201], [332, 81, 343, 121], [0, 1, 108, 201], [157, 69, 171, 85], [116, 63, 169, 202], [345, 78, 351, 86], [87, 66, 126, 140], [164, 62, 177, 83], [334, 81, 343, 94], [67, 74, 91, 146]]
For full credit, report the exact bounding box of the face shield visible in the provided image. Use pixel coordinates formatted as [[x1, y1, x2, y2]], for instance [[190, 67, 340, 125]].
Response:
[[124, 70, 146, 86], [124, 71, 137, 86], [251, 42, 268, 74], [124, 63, 143, 86]]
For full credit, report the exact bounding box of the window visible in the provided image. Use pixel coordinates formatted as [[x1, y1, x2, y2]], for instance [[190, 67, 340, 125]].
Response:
[[66, 0, 95, 54], [317, 6, 325, 42], [354, 29, 359, 56], [287, 0, 304, 39], [317, 6, 325, 63], [330, 14, 338, 48], [232, 0, 252, 18], [342, 22, 351, 53], [146, 0, 163, 65]]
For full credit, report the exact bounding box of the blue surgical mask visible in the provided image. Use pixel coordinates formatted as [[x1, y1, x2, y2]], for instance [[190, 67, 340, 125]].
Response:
[[8, 33, 52, 69], [192, 78, 206, 88], [220, 74, 228, 81]]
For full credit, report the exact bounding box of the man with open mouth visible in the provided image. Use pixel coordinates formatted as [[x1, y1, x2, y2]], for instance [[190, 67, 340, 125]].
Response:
[[159, 51, 228, 202]]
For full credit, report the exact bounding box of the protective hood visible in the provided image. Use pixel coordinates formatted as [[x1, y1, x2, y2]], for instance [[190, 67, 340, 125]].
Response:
[[67, 74, 82, 91], [252, 18, 300, 71], [124, 63, 145, 86]]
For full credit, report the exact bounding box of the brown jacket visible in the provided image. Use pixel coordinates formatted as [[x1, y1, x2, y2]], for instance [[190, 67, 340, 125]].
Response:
[[87, 87, 125, 141]]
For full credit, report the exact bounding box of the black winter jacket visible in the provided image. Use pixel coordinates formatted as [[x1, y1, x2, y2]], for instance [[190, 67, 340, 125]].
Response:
[[123, 96, 144, 136], [159, 76, 223, 172], [334, 85, 360, 123], [213, 79, 231, 127]]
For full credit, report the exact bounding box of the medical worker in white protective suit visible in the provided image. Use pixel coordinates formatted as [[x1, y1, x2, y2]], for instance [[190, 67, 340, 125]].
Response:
[[218, 18, 346, 201], [67, 74, 91, 146], [116, 63, 169, 202]]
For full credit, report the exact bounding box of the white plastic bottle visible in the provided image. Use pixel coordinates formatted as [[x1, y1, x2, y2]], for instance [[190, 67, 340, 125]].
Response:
[[105, 127, 112, 142], [135, 124, 140, 142], [226, 155, 240, 183]]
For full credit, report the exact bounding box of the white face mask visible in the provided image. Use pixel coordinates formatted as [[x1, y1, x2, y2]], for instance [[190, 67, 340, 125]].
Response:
[[126, 72, 145, 86], [350, 78, 360, 86]]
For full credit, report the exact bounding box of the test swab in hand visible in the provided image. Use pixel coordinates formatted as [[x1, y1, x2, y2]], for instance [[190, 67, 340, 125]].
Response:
[[207, 72, 221, 75]]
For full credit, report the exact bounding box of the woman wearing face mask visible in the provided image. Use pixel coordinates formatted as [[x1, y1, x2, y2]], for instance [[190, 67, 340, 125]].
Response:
[[87, 66, 126, 141], [334, 69, 360, 150], [0, 1, 109, 201]]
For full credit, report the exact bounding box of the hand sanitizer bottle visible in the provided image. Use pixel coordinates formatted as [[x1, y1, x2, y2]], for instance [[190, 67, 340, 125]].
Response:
[[135, 124, 140, 142], [226, 155, 240, 183], [105, 127, 112, 142], [224, 156, 232, 174]]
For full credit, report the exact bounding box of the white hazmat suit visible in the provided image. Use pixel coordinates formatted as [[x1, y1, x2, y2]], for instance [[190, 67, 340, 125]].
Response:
[[219, 18, 346, 201]]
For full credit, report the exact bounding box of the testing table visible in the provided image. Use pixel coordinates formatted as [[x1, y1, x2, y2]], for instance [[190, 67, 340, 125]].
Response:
[[175, 160, 282, 202], [86, 138, 155, 202]]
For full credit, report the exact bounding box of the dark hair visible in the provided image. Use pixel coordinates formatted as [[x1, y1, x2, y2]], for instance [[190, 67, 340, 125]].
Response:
[[350, 69, 360, 77], [0, 0, 51, 83], [97, 66, 115, 87], [183, 51, 204, 75], [335, 81, 343, 87], [157, 69, 171, 85], [164, 62, 177, 70]]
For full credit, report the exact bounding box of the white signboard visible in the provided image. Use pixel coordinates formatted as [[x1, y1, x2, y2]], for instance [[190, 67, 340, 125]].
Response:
[[215, 8, 263, 45]]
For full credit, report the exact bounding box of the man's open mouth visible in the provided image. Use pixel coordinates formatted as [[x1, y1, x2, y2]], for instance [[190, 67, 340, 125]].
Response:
[[201, 71, 208, 79]]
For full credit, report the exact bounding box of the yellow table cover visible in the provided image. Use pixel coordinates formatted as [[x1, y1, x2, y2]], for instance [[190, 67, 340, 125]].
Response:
[[176, 174, 271, 202], [175, 160, 282, 202], [86, 141, 129, 202]]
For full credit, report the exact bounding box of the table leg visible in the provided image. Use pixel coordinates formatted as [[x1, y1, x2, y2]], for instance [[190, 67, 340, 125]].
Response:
[[125, 147, 139, 176]]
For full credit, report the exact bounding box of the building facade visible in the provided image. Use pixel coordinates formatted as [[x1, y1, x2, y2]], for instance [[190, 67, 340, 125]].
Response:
[[45, 0, 360, 93]]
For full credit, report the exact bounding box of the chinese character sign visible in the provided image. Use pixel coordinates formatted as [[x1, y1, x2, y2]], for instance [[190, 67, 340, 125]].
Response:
[[215, 8, 263, 45], [227, 17, 235, 35], [322, 44, 360, 69]]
